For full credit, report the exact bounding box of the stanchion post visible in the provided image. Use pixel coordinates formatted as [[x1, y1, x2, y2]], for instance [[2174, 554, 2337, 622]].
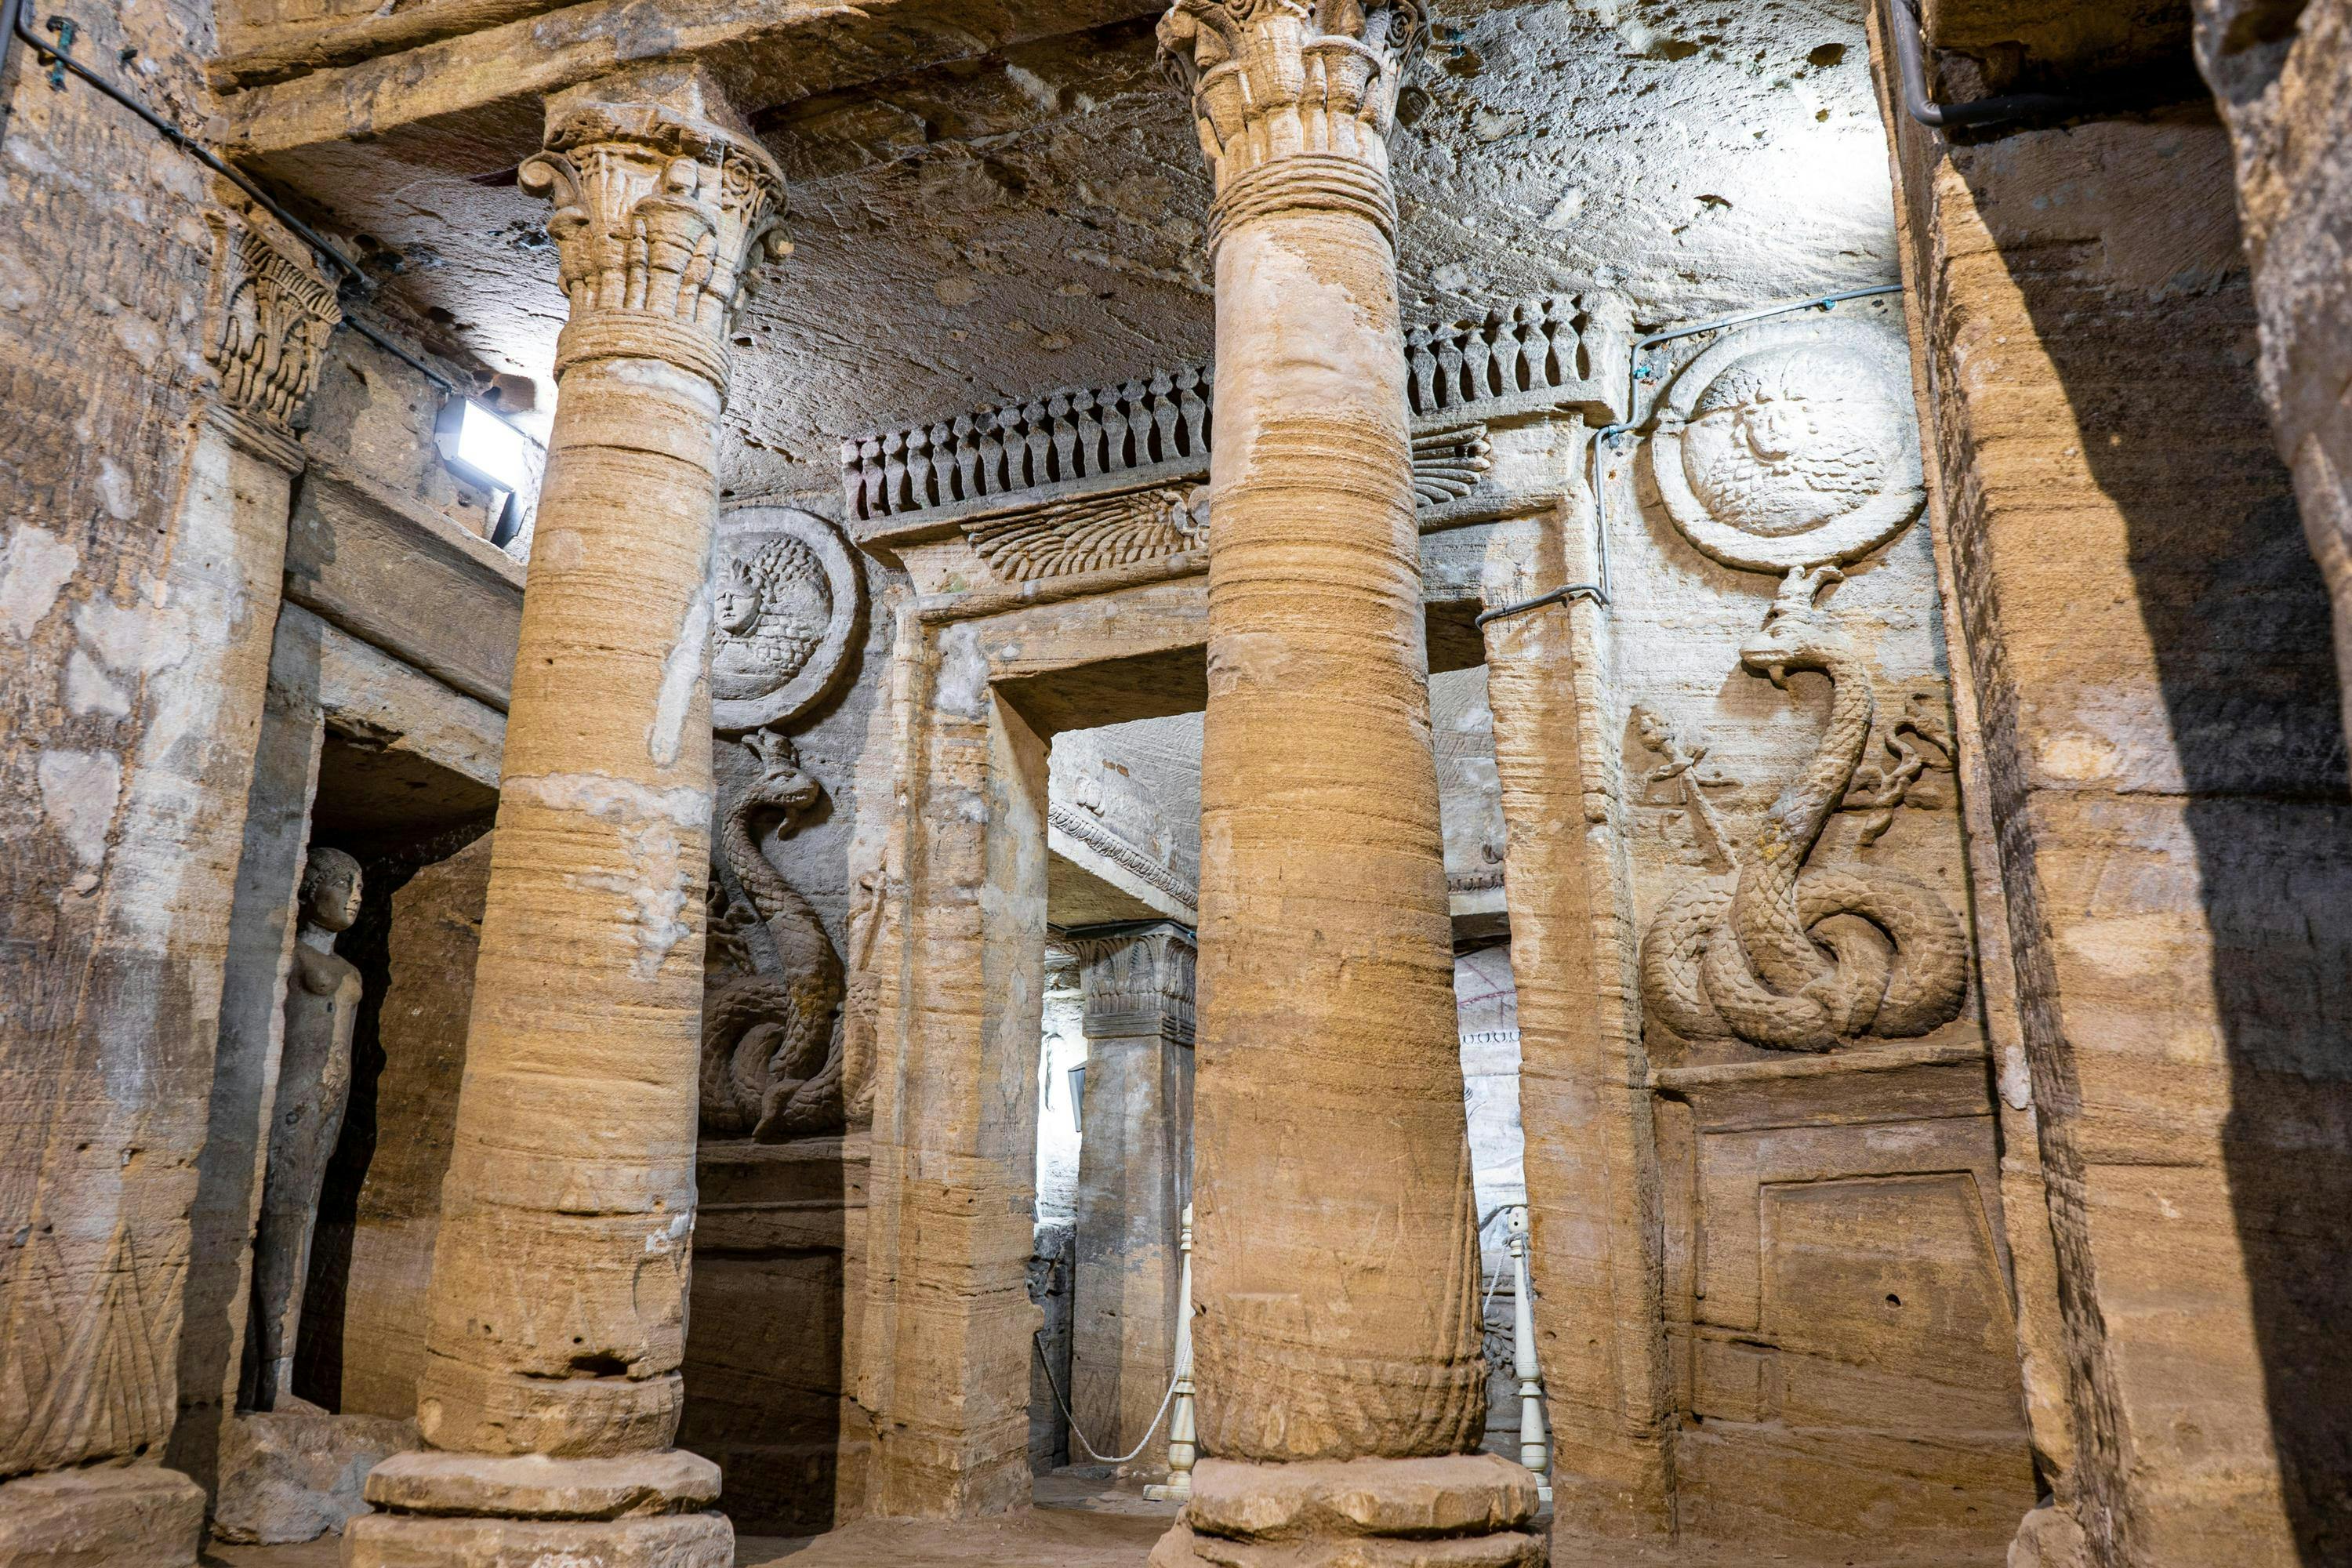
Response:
[[1145, 1203, 1196, 1503], [1507, 1204, 1552, 1501]]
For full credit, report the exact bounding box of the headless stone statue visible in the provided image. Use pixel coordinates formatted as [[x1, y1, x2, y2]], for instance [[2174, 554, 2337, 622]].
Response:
[[248, 846, 363, 1411]]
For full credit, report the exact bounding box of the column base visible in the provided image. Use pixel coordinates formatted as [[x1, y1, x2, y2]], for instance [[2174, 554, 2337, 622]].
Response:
[[1150, 1453, 1544, 1568], [347, 1449, 732, 1568], [0, 1464, 204, 1568]]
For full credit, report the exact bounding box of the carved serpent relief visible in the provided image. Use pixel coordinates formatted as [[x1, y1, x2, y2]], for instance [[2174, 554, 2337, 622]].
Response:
[[1638, 568, 1966, 1053], [701, 728, 847, 1139]]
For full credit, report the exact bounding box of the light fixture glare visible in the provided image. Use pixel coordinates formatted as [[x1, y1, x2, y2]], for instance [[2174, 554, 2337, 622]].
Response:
[[453, 400, 531, 494]]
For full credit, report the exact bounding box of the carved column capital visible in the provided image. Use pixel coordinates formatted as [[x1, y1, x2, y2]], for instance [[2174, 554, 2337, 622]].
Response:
[[202, 208, 342, 471], [520, 97, 787, 387], [1156, 0, 1428, 249], [1072, 923, 1198, 1045]]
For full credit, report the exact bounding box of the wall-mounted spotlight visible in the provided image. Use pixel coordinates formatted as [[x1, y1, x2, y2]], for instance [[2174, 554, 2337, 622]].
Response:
[[435, 397, 540, 550]]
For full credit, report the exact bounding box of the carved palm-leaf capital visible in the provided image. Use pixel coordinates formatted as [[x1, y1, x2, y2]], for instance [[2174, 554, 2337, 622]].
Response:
[[1158, 0, 1430, 216], [521, 100, 788, 376], [201, 209, 342, 470]]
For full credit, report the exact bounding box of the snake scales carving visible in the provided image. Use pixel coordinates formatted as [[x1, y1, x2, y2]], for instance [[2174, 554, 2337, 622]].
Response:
[[1639, 567, 1967, 1053], [701, 728, 846, 1138]]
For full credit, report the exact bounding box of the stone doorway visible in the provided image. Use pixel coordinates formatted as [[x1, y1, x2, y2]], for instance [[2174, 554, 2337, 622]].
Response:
[[1029, 709, 1204, 1499]]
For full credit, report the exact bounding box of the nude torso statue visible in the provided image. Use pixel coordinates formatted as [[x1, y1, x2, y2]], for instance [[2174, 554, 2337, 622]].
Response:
[[247, 847, 363, 1412]]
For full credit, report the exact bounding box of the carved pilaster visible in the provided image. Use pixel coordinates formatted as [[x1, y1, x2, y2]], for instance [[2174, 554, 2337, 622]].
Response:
[[202, 209, 341, 471], [520, 100, 787, 387], [1157, 0, 1428, 249]]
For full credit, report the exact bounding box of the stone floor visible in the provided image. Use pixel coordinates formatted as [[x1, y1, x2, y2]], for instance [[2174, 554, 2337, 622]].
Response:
[[199, 1472, 2006, 1568], [201, 1473, 1174, 1568], [203, 1512, 1167, 1568]]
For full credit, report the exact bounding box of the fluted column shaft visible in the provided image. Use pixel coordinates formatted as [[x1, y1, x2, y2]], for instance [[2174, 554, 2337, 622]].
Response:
[[1161, 0, 1488, 1468], [350, 71, 783, 1568]]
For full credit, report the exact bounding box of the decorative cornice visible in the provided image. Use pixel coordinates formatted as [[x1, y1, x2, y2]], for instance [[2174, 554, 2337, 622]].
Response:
[[521, 100, 787, 381], [1050, 802, 1200, 909], [1157, 0, 1428, 248], [203, 211, 341, 470], [840, 291, 1627, 539]]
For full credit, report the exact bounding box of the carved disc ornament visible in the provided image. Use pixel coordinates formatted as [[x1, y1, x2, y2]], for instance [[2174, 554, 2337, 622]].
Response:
[[1650, 320, 1923, 574], [710, 506, 864, 733]]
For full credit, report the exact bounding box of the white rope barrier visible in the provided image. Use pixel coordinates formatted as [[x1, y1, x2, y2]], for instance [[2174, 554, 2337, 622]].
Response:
[[1033, 1329, 1184, 1466], [1143, 1204, 1197, 1501], [1035, 1202, 1547, 1503]]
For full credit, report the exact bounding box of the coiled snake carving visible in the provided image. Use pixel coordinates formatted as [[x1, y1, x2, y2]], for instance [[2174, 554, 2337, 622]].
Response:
[[701, 728, 846, 1138], [1639, 566, 1967, 1053]]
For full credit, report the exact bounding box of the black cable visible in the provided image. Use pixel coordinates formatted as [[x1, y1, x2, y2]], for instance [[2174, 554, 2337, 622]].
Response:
[[1878, 0, 2092, 130]]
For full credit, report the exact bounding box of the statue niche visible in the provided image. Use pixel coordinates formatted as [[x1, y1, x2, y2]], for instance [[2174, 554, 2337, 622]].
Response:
[[248, 846, 363, 1410]]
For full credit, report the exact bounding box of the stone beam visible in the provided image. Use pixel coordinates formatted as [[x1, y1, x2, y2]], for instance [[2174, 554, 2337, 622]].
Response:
[[1916, 0, 2193, 82], [219, 0, 1163, 171]]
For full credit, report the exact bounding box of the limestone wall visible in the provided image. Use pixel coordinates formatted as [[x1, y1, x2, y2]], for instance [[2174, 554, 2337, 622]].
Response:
[[0, 0, 300, 1543], [2198, 0, 2352, 766], [1878, 59, 2352, 1565]]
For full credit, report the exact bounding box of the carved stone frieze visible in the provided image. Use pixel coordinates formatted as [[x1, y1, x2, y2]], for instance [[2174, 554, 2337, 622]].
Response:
[[1050, 803, 1200, 909], [520, 100, 787, 382], [1650, 317, 1924, 574], [202, 211, 341, 469], [710, 506, 863, 734], [1069, 923, 1197, 1045], [951, 423, 1485, 584], [1637, 567, 1967, 1054], [964, 485, 1209, 583]]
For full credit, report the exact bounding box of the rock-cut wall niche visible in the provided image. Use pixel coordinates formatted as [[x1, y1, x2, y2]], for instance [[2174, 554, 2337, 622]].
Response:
[[1607, 300, 2038, 1549]]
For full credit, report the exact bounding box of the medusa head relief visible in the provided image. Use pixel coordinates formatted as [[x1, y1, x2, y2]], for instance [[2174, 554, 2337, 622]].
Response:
[[709, 506, 866, 732]]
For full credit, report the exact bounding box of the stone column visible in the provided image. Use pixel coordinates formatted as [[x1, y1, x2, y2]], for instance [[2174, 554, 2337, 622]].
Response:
[[1069, 924, 1196, 1471], [1152, 4, 1540, 1562], [1871, 48, 2352, 1563], [348, 69, 784, 1568], [0, 201, 336, 1567]]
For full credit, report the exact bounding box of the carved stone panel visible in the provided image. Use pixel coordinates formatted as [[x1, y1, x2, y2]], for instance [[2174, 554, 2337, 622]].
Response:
[[1592, 295, 2024, 1548], [710, 506, 865, 735], [1649, 317, 1923, 575]]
